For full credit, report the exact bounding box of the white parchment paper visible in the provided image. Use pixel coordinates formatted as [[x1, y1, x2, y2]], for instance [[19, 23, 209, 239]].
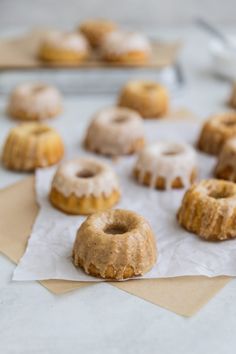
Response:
[[13, 120, 236, 281]]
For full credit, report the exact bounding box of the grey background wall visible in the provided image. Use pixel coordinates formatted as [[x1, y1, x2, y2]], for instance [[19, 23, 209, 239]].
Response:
[[0, 0, 235, 30]]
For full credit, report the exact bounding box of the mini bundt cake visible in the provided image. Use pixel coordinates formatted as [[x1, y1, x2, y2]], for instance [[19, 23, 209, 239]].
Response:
[[2, 123, 64, 171], [134, 141, 197, 189], [84, 107, 145, 156], [72, 209, 157, 280], [198, 112, 236, 155], [118, 80, 169, 118], [39, 31, 89, 63], [228, 82, 236, 109], [7, 83, 62, 121], [215, 137, 236, 181], [79, 19, 117, 48], [177, 179, 236, 241], [49, 157, 120, 215], [101, 30, 152, 64]]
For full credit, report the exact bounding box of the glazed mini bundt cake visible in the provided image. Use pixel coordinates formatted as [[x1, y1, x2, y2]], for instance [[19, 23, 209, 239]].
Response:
[[7, 83, 62, 121], [79, 19, 117, 48], [228, 82, 236, 109], [101, 30, 152, 64], [215, 137, 236, 181], [72, 209, 157, 280], [84, 107, 145, 156], [49, 157, 120, 215], [198, 112, 236, 155], [178, 179, 236, 241], [39, 31, 89, 63], [134, 141, 197, 189], [118, 80, 169, 118], [2, 123, 64, 171]]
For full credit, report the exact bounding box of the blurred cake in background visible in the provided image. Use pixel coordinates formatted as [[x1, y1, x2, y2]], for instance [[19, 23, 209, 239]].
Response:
[[7, 82, 62, 121], [118, 80, 169, 118], [39, 31, 90, 63], [84, 106, 145, 156], [79, 19, 117, 48], [101, 30, 152, 64]]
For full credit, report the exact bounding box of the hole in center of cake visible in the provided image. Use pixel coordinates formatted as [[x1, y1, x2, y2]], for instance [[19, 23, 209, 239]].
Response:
[[209, 189, 233, 199], [76, 169, 95, 178], [222, 119, 236, 127], [31, 127, 49, 135], [32, 85, 46, 94], [143, 83, 156, 91], [112, 115, 128, 124], [104, 223, 128, 235], [162, 148, 181, 156]]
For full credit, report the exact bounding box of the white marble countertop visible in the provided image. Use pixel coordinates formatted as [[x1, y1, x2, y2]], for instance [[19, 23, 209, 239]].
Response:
[[0, 27, 235, 354]]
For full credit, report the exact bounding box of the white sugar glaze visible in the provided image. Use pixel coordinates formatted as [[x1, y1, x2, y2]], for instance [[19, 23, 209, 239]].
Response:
[[102, 30, 151, 55], [51, 157, 120, 198], [135, 141, 197, 189], [42, 31, 89, 52], [85, 106, 144, 155], [8, 83, 62, 118]]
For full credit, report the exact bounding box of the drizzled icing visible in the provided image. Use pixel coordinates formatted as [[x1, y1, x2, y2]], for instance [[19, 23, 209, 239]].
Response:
[[101, 30, 151, 55], [51, 157, 120, 198], [42, 31, 89, 52], [216, 137, 236, 180], [8, 83, 62, 118], [85, 106, 145, 155], [135, 141, 197, 189]]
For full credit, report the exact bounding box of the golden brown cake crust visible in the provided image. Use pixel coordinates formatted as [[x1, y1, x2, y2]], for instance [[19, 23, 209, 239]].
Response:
[[72, 209, 157, 280], [50, 187, 120, 215], [118, 80, 169, 118], [79, 19, 117, 48], [215, 137, 236, 182], [2, 123, 64, 171], [197, 112, 236, 155], [177, 179, 236, 241]]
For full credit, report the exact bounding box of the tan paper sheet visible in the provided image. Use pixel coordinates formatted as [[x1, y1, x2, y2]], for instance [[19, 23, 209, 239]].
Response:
[[0, 177, 231, 316], [0, 30, 180, 69]]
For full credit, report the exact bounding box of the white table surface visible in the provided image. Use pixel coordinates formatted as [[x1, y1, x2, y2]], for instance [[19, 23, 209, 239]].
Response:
[[0, 27, 235, 354]]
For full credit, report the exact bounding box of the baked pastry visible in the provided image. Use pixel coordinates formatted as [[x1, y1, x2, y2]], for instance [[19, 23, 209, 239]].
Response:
[[118, 80, 169, 118], [177, 179, 236, 241], [84, 107, 145, 156], [215, 137, 236, 181], [79, 19, 117, 48], [228, 82, 236, 108], [101, 30, 152, 64], [2, 122, 64, 171], [72, 209, 157, 280], [7, 83, 62, 121], [39, 31, 89, 64], [49, 157, 120, 215], [198, 112, 236, 155], [134, 141, 197, 189]]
